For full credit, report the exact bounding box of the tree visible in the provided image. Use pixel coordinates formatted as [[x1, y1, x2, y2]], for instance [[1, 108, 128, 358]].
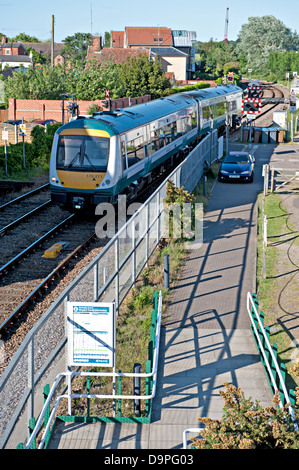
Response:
[[194, 40, 238, 78], [10, 32, 41, 43], [104, 31, 111, 48], [4, 65, 68, 100], [119, 54, 171, 99], [68, 59, 125, 100], [61, 32, 93, 68], [237, 16, 297, 73]]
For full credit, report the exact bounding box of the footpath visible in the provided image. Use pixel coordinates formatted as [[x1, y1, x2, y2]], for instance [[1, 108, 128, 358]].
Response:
[[48, 139, 276, 450]]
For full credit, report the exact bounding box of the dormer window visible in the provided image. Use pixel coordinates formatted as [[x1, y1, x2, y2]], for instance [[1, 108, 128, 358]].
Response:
[[5, 49, 11, 55]]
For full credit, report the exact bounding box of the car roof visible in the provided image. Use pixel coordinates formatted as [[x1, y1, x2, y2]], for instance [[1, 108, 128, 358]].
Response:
[[228, 151, 250, 155]]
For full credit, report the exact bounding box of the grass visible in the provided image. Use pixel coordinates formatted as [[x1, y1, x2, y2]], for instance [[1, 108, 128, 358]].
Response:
[[0, 166, 48, 181], [256, 191, 299, 388]]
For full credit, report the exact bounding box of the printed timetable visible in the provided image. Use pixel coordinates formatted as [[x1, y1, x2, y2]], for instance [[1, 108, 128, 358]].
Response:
[[67, 302, 115, 367]]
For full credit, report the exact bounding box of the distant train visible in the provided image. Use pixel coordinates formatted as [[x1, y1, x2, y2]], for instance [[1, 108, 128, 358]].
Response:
[[49, 85, 243, 210]]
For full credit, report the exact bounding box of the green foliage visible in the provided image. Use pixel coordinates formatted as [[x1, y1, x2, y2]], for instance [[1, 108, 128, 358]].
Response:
[[10, 32, 41, 42], [0, 123, 61, 174], [194, 40, 239, 77], [61, 32, 93, 68], [267, 50, 299, 82], [165, 179, 196, 239], [236, 15, 297, 73], [119, 54, 171, 99], [4, 65, 68, 100], [192, 383, 299, 449]]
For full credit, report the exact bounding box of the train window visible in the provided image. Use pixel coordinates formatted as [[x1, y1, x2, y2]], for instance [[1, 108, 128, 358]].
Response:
[[217, 102, 226, 117], [57, 135, 109, 171], [164, 122, 177, 144], [121, 140, 127, 170], [126, 136, 145, 167], [190, 111, 197, 129], [149, 128, 165, 153], [227, 100, 237, 112], [176, 117, 187, 137], [202, 106, 212, 122]]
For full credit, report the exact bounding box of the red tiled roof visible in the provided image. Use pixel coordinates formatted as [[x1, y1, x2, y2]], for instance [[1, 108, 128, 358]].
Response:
[[87, 47, 150, 65], [111, 31, 124, 48], [125, 27, 173, 46]]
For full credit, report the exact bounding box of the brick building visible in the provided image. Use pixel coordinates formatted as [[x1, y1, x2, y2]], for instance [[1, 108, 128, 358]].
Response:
[[0, 36, 32, 70]]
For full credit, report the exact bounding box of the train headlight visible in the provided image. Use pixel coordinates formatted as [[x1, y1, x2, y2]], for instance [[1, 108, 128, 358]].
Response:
[[51, 177, 56, 182], [105, 179, 110, 185]]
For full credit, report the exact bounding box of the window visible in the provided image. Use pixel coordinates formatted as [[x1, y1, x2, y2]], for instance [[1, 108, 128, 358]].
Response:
[[122, 134, 145, 169], [5, 49, 11, 55], [202, 106, 212, 123], [57, 135, 109, 171]]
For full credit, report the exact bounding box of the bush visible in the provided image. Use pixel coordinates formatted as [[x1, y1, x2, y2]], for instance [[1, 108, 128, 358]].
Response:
[[192, 383, 299, 449], [0, 122, 61, 174]]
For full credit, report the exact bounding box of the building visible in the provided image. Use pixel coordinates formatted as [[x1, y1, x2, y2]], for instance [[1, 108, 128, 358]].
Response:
[[172, 30, 196, 79], [87, 37, 150, 65], [150, 47, 188, 81], [21, 42, 66, 65], [0, 36, 33, 70], [109, 26, 196, 80]]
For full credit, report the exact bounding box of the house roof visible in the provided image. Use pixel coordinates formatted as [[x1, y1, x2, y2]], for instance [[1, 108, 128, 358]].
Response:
[[0, 42, 26, 50], [87, 47, 150, 65], [21, 42, 65, 57], [111, 31, 124, 48], [125, 27, 173, 46], [0, 54, 32, 63], [150, 46, 187, 57]]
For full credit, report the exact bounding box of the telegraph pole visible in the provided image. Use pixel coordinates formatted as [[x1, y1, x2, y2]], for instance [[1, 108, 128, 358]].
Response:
[[51, 15, 54, 68]]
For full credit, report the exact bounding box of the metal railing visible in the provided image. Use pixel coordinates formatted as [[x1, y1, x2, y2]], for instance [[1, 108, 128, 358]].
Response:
[[0, 130, 219, 449], [247, 292, 298, 430]]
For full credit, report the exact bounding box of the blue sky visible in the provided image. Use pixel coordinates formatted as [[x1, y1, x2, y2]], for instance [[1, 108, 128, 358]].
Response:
[[1, 0, 298, 43]]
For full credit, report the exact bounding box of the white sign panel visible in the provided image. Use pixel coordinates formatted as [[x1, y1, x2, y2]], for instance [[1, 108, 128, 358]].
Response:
[[290, 90, 297, 114], [67, 302, 115, 367], [2, 131, 8, 141]]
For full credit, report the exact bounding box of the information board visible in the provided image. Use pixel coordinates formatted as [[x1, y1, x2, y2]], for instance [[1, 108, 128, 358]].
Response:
[[67, 302, 115, 367]]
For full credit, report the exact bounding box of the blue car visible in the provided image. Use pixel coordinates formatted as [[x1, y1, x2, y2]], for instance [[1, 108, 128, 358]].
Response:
[[218, 151, 255, 183]]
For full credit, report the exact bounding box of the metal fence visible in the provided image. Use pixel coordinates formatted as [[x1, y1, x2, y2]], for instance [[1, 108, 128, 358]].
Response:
[[0, 130, 219, 449]]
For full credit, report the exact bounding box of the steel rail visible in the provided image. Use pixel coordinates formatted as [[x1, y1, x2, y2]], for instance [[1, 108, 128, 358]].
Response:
[[0, 230, 97, 333], [0, 213, 76, 277], [0, 183, 50, 211], [0, 200, 52, 237]]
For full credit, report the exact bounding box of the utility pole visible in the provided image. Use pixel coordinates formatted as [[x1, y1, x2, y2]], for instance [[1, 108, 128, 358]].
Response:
[[224, 8, 229, 43], [51, 15, 54, 68]]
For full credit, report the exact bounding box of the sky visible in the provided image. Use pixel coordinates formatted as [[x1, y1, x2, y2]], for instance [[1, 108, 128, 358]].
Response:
[[1, 0, 298, 43]]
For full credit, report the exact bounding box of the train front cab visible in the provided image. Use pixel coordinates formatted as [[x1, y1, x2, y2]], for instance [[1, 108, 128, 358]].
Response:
[[50, 126, 115, 210]]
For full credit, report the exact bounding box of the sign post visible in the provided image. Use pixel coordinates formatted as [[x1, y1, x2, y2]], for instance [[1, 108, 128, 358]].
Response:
[[289, 90, 297, 142], [19, 119, 26, 168], [2, 127, 8, 174]]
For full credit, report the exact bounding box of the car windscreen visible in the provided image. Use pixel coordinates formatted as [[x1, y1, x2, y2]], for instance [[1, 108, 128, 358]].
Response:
[[57, 135, 109, 171], [224, 154, 250, 164]]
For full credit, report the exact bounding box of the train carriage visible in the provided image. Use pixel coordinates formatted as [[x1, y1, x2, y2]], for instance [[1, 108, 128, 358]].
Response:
[[49, 85, 242, 210]]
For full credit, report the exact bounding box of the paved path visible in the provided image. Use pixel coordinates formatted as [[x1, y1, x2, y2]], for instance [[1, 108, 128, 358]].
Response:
[[48, 141, 275, 450]]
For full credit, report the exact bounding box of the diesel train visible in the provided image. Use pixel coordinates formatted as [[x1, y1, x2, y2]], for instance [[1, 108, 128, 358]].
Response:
[[49, 85, 243, 210]]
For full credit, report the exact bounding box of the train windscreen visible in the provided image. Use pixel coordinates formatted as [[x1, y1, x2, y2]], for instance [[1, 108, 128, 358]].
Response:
[[57, 135, 110, 171]]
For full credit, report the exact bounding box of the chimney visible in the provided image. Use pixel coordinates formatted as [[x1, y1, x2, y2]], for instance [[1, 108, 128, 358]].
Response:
[[92, 36, 102, 52]]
